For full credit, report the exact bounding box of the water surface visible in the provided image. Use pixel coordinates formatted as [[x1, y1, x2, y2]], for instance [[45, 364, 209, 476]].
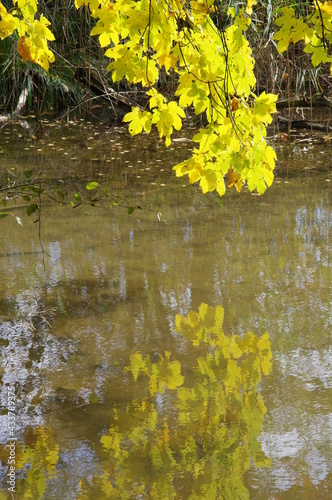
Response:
[[0, 121, 331, 498]]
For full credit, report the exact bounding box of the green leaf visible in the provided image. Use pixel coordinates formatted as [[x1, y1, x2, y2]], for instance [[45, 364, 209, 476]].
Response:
[[127, 207, 134, 214], [86, 182, 98, 191], [24, 169, 33, 178], [88, 392, 99, 404], [22, 195, 31, 202], [28, 185, 42, 194], [27, 203, 38, 216], [0, 212, 10, 219], [74, 193, 82, 202]]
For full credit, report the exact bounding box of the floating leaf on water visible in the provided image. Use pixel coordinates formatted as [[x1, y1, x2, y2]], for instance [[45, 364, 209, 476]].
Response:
[[127, 207, 134, 215]]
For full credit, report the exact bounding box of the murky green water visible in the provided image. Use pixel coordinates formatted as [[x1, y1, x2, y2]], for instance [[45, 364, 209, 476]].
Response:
[[0, 121, 331, 498]]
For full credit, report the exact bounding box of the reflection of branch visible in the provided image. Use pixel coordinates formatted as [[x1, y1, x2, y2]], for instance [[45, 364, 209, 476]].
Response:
[[37, 182, 49, 301], [28, 300, 57, 331]]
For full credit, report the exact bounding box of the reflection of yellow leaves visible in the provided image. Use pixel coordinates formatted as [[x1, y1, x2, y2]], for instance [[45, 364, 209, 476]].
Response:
[[226, 359, 242, 385], [202, 304, 216, 328], [147, 405, 157, 431], [257, 333, 272, 375], [194, 461, 204, 478], [10, 427, 59, 499], [95, 304, 272, 497], [215, 305, 224, 329], [175, 313, 188, 332], [257, 333, 270, 351], [158, 356, 184, 391], [241, 331, 259, 353], [198, 358, 217, 381], [178, 386, 196, 408], [149, 446, 163, 469], [147, 354, 184, 395], [126, 352, 148, 380], [100, 434, 116, 452], [261, 354, 272, 375], [188, 310, 200, 327], [163, 421, 170, 446], [229, 336, 243, 359]]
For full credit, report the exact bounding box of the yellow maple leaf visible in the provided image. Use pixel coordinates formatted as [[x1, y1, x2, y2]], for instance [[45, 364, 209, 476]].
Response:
[[157, 52, 178, 72], [227, 168, 244, 191], [246, 0, 257, 16], [319, 1, 332, 15], [17, 36, 34, 62], [199, 169, 217, 193]]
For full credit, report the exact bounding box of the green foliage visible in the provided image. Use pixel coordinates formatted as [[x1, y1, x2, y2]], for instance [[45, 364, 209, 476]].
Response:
[[0, 168, 155, 223], [79, 303, 272, 499]]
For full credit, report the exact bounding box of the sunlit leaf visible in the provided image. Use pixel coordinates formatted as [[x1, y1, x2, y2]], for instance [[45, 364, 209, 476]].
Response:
[[73, 193, 82, 202], [86, 182, 98, 190]]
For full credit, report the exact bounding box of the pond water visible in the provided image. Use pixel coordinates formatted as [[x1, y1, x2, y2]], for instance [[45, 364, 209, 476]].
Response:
[[0, 120, 331, 499]]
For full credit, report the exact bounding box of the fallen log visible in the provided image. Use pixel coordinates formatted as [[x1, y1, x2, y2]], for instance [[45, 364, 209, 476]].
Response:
[[276, 93, 332, 109], [76, 66, 144, 113], [277, 115, 332, 132]]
